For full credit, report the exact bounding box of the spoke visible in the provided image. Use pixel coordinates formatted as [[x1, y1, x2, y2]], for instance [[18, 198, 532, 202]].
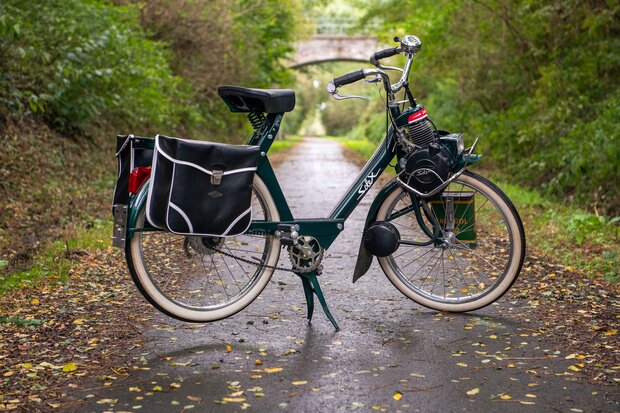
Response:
[[201, 254, 217, 305], [210, 253, 230, 300], [454, 239, 506, 276], [395, 246, 437, 269], [402, 248, 441, 281], [224, 243, 253, 281], [418, 249, 443, 292], [448, 247, 471, 301], [219, 252, 243, 293]]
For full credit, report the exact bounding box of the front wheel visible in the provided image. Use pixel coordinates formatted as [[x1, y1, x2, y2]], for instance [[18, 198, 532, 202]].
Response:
[[377, 171, 525, 312], [125, 176, 281, 322]]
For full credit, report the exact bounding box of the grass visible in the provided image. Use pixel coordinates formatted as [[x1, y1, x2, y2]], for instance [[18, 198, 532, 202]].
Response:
[[338, 137, 619, 283], [490, 178, 619, 283], [270, 134, 302, 153], [0, 219, 112, 295]]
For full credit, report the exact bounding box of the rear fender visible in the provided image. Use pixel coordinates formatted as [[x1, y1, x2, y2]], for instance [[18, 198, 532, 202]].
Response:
[[352, 179, 399, 283], [127, 179, 151, 240]]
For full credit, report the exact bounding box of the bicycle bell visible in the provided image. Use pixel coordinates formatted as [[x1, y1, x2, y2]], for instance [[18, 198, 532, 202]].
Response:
[[400, 35, 422, 55]]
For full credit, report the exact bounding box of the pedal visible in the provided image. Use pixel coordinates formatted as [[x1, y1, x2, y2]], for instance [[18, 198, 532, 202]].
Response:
[[111, 204, 128, 248]]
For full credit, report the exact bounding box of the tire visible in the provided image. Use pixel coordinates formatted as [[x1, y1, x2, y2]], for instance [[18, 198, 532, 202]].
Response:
[[377, 171, 525, 312], [126, 176, 281, 322]]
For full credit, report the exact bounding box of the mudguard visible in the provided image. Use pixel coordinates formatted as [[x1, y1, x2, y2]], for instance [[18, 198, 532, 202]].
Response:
[[126, 179, 151, 240], [352, 179, 399, 283]]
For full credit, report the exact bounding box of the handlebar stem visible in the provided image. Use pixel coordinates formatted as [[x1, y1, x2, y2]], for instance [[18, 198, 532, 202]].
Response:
[[390, 54, 414, 92]]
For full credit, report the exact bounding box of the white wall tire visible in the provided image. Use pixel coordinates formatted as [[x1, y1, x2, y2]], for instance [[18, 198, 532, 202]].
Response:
[[377, 171, 525, 312], [126, 176, 281, 322]]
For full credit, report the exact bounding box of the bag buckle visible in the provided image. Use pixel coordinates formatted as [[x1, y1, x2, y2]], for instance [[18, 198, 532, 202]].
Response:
[[211, 170, 224, 185]]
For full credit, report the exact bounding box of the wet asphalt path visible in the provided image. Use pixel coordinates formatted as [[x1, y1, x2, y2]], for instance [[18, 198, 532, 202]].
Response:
[[74, 137, 619, 412]]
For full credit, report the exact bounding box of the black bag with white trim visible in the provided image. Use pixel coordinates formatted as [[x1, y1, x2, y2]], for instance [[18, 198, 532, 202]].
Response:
[[146, 134, 260, 236]]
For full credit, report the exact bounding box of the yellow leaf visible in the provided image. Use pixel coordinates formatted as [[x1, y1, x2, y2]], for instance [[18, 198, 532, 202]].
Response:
[[170, 383, 181, 389], [31, 298, 40, 305], [222, 397, 246, 403], [73, 319, 86, 325], [489, 335, 497, 339], [565, 353, 578, 360], [604, 329, 617, 336], [393, 391, 403, 401], [264, 367, 283, 373], [466, 388, 480, 396], [568, 365, 581, 372], [507, 363, 516, 368], [456, 362, 468, 367], [21, 363, 33, 369], [62, 362, 78, 372], [3, 371, 14, 377], [226, 344, 232, 353], [255, 360, 263, 366], [464, 325, 473, 330], [250, 375, 262, 379], [152, 385, 163, 392], [500, 394, 512, 400], [292, 381, 307, 386]]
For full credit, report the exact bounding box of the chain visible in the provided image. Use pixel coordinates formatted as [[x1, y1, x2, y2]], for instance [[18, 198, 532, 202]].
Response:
[[205, 244, 321, 275]]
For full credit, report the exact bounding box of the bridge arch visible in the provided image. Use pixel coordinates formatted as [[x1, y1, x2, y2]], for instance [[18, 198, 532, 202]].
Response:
[[291, 35, 383, 69]]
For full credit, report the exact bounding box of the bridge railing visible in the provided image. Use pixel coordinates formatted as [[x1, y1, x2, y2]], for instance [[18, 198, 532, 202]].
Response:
[[313, 17, 357, 36]]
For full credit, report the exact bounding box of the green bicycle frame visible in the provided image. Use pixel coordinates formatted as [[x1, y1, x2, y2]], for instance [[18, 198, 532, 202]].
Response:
[[243, 112, 401, 250]]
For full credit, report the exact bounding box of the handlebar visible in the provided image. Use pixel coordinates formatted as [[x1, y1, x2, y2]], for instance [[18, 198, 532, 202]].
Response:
[[369, 47, 400, 66], [333, 69, 366, 88], [327, 34, 422, 103]]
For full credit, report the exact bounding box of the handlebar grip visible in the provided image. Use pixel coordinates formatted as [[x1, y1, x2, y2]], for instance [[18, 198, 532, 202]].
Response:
[[370, 47, 400, 65], [333, 69, 366, 88]]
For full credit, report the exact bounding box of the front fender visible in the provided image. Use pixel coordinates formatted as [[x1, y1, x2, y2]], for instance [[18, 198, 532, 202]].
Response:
[[352, 179, 399, 283]]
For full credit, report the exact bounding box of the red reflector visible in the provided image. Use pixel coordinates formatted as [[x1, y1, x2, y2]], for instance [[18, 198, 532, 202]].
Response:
[[408, 108, 428, 123], [128, 166, 151, 194]]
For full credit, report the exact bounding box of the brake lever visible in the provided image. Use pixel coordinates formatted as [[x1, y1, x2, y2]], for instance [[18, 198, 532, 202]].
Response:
[[330, 91, 367, 101], [327, 81, 367, 101]]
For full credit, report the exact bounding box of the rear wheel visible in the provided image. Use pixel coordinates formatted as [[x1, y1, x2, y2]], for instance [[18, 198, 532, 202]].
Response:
[[126, 176, 280, 322], [377, 171, 525, 312]]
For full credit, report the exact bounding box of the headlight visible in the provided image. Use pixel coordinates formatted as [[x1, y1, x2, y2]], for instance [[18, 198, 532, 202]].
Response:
[[441, 133, 465, 155]]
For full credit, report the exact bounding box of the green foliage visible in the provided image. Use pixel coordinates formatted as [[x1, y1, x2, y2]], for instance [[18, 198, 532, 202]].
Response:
[[0, 0, 200, 133], [358, 0, 620, 214]]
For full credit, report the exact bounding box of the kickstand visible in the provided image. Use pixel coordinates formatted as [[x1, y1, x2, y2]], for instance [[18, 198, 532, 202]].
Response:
[[298, 271, 340, 331]]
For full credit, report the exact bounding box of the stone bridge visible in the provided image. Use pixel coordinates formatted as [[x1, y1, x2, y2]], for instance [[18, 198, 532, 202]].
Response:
[[291, 35, 383, 68]]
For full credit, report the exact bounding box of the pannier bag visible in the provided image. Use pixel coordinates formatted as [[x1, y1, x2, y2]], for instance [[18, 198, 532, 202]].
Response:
[[146, 134, 260, 237], [113, 134, 154, 208], [112, 134, 154, 248]]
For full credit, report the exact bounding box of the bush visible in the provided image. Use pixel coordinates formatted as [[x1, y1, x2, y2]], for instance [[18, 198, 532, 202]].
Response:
[[0, 0, 200, 133]]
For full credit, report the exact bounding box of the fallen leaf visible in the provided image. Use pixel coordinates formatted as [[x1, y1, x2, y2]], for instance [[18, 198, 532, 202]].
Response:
[[222, 397, 246, 403], [393, 391, 403, 401], [292, 380, 307, 385], [62, 362, 78, 372], [264, 367, 283, 373], [466, 388, 480, 396], [226, 344, 232, 353]]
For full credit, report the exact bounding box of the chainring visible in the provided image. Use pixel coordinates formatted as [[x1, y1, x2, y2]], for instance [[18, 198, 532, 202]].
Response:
[[288, 236, 324, 274]]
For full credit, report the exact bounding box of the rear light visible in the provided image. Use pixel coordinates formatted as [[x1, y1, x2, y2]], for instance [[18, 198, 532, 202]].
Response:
[[128, 166, 151, 195]]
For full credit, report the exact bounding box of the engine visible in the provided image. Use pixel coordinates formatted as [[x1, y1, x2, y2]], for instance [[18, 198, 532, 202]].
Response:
[[396, 106, 460, 195], [403, 142, 453, 193]]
